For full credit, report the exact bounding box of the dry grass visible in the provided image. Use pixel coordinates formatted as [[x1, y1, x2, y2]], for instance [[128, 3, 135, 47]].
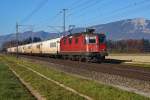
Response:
[[107, 54, 150, 63]]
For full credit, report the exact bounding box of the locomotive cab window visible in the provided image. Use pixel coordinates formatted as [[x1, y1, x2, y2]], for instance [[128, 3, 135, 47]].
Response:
[[69, 38, 72, 44], [63, 39, 66, 45], [86, 36, 96, 44], [75, 38, 78, 44], [89, 37, 96, 43]]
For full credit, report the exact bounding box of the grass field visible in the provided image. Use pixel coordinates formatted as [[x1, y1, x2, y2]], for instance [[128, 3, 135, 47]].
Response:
[[0, 58, 35, 100], [1, 54, 150, 100]]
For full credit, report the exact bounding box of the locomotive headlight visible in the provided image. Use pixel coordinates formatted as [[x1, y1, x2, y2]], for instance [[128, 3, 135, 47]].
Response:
[[102, 48, 105, 51]]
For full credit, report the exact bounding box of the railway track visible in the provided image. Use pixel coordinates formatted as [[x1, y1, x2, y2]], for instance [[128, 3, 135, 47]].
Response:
[[20, 55, 150, 81]]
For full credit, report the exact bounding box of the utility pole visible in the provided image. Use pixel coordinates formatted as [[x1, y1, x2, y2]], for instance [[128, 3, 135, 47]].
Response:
[[68, 25, 75, 34], [29, 25, 34, 44], [29, 26, 34, 54], [62, 9, 67, 32], [16, 22, 19, 58], [48, 26, 62, 37], [15, 24, 34, 58]]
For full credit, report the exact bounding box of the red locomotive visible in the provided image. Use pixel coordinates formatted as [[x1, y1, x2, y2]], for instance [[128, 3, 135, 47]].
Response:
[[60, 29, 108, 62]]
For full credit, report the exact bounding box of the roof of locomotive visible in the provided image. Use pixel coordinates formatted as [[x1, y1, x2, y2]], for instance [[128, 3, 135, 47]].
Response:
[[62, 32, 105, 38]]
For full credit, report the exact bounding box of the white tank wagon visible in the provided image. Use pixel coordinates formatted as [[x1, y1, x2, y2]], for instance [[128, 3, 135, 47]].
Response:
[[18, 45, 23, 53], [18, 46, 21, 53], [7, 38, 61, 57], [31, 42, 42, 54], [41, 38, 60, 54], [21, 45, 26, 54], [18, 45, 27, 54], [7, 48, 11, 53], [11, 47, 17, 53], [23, 44, 32, 54], [7, 47, 17, 53]]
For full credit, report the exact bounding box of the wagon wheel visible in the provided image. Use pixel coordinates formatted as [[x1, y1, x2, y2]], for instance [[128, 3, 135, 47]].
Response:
[[80, 57, 86, 62], [63, 55, 68, 60], [101, 56, 105, 61]]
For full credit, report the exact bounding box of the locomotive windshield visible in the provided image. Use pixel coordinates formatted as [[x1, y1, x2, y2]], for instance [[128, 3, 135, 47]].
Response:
[[89, 36, 96, 43], [85, 36, 96, 44], [98, 34, 106, 43]]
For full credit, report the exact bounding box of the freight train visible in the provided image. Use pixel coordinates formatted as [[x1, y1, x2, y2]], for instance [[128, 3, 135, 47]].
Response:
[[7, 29, 108, 62]]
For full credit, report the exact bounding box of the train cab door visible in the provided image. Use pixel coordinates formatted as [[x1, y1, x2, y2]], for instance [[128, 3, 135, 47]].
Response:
[[40, 43, 42, 54], [85, 35, 98, 53], [98, 34, 106, 52], [56, 40, 60, 54]]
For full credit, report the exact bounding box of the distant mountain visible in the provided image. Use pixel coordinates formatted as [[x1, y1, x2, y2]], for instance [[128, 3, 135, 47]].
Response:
[[70, 18, 150, 40], [92, 18, 150, 40], [0, 31, 59, 47], [0, 18, 150, 48]]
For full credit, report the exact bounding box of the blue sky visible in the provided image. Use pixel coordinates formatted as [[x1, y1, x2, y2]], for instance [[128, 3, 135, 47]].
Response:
[[0, 0, 150, 35]]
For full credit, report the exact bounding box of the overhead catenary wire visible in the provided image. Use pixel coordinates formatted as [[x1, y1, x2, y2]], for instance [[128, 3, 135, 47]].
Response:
[[68, 0, 83, 10], [68, 0, 105, 17], [87, 0, 150, 26], [66, 0, 97, 18], [41, 11, 62, 25], [80, 0, 150, 40], [45, 0, 92, 31], [30, 0, 107, 33], [65, 0, 110, 30], [74, 0, 149, 27], [14, 0, 48, 43], [44, 9, 67, 33], [66, 0, 114, 28], [20, 0, 48, 24], [69, 0, 92, 11], [12, 0, 86, 40], [48, 26, 63, 33], [16, 0, 149, 34], [43, 0, 84, 25]]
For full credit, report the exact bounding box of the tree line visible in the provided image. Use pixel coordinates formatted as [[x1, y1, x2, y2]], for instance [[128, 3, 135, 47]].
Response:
[[107, 39, 150, 53], [1, 37, 150, 53], [1, 37, 41, 51]]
